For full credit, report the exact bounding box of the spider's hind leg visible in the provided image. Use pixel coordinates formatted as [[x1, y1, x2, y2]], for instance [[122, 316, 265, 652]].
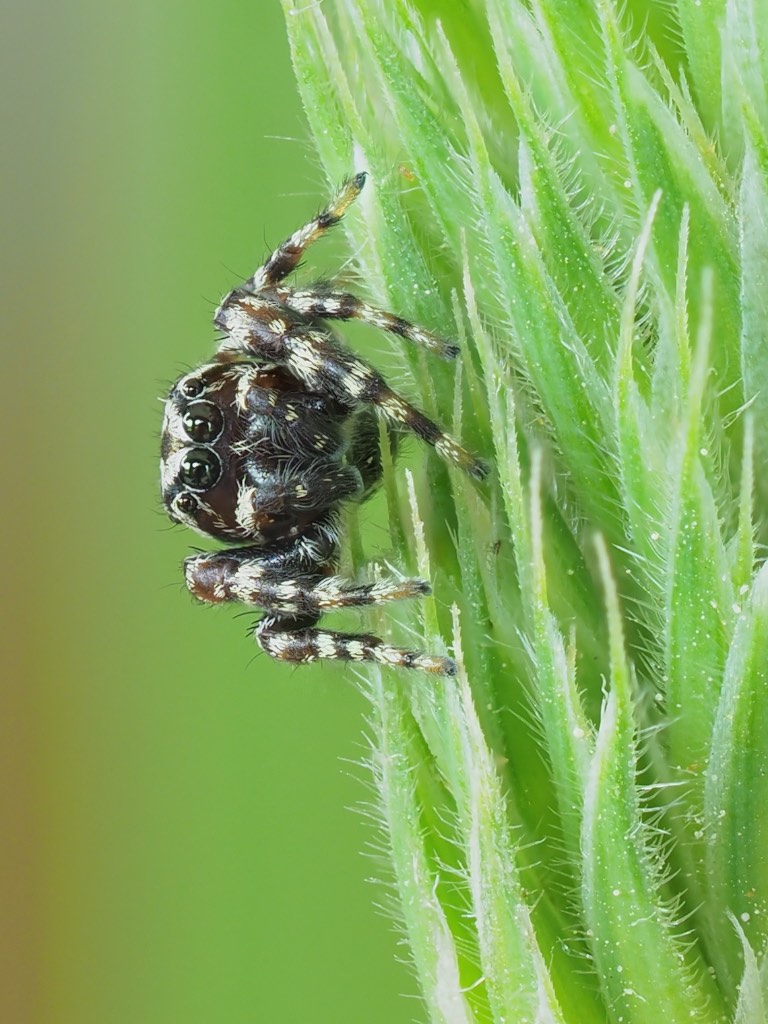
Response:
[[256, 615, 455, 675]]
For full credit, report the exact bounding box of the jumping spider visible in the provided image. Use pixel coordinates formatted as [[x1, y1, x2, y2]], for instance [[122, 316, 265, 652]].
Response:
[[160, 174, 484, 674]]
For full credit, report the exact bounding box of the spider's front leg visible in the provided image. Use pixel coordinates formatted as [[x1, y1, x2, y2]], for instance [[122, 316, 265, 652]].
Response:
[[184, 548, 456, 675]]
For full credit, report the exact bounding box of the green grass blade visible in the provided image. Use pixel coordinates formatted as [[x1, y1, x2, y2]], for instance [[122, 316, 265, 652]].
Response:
[[705, 563, 768, 985], [583, 539, 727, 1022]]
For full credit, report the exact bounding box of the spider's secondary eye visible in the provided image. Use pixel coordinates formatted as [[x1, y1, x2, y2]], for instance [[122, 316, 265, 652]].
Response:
[[182, 401, 224, 443], [181, 377, 204, 398], [176, 493, 198, 515], [178, 448, 221, 491]]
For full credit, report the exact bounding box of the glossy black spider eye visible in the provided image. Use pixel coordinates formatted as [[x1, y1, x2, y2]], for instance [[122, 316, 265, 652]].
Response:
[[176, 492, 198, 515], [181, 377, 204, 398], [178, 447, 221, 490], [182, 401, 224, 443]]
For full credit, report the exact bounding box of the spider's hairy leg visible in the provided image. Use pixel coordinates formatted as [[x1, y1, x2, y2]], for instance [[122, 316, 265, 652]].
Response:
[[185, 548, 432, 615], [246, 173, 367, 292], [372, 387, 487, 480], [280, 288, 460, 360], [257, 615, 456, 676]]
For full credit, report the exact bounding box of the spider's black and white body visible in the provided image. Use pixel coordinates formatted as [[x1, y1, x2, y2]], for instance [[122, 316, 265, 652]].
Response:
[[161, 174, 484, 674]]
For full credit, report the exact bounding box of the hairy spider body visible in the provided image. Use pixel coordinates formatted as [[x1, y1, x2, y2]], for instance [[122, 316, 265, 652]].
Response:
[[161, 174, 484, 674]]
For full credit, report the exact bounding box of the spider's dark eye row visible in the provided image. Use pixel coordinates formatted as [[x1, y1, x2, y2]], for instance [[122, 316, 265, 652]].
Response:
[[176, 493, 198, 515], [182, 401, 224, 443], [181, 377, 205, 398], [178, 447, 221, 490]]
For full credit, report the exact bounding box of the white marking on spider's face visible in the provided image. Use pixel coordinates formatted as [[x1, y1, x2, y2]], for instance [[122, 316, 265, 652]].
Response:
[[269, 318, 287, 336], [176, 364, 238, 398], [236, 366, 262, 410], [171, 494, 219, 539], [160, 408, 187, 492]]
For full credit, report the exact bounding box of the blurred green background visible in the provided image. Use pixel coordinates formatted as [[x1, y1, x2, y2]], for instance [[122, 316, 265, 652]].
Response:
[[1, 2, 416, 1021]]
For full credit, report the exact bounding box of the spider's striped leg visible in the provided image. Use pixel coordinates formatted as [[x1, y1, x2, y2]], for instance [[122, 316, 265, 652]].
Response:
[[369, 386, 487, 480], [245, 174, 367, 292], [279, 288, 459, 360], [185, 549, 432, 616], [256, 615, 456, 676]]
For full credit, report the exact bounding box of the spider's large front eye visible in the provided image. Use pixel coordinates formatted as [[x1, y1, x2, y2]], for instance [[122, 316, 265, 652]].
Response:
[[182, 401, 224, 443], [178, 447, 221, 490]]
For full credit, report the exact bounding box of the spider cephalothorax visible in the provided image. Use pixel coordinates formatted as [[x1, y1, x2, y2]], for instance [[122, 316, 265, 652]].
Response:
[[161, 174, 484, 674]]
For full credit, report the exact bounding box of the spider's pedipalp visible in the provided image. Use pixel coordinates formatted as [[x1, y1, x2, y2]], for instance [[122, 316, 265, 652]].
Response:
[[233, 465, 363, 539]]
